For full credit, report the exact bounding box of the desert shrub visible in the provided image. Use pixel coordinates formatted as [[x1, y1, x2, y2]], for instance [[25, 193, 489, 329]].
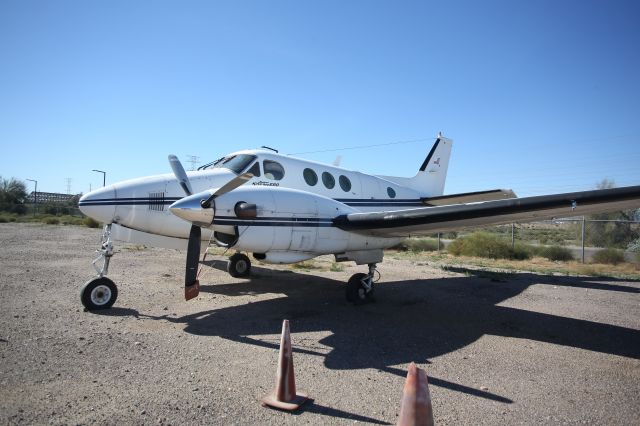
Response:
[[591, 248, 625, 265], [44, 217, 60, 225], [513, 242, 536, 260], [0, 216, 7, 223], [448, 232, 531, 260], [84, 217, 101, 228], [539, 245, 574, 261]]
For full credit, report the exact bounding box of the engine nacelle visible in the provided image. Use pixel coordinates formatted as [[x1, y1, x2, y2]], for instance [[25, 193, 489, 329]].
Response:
[[211, 186, 358, 254]]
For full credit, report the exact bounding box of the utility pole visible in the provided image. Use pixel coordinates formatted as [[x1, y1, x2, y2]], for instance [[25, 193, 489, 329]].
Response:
[[26, 179, 37, 216], [65, 178, 72, 195], [581, 216, 586, 263], [92, 170, 106, 187], [186, 155, 200, 171]]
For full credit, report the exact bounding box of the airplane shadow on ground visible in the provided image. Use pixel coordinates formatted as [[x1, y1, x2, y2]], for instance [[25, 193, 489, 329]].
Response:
[[104, 260, 640, 420]]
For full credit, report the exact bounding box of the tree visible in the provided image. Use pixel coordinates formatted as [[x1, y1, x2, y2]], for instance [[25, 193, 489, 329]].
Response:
[[0, 176, 28, 214]]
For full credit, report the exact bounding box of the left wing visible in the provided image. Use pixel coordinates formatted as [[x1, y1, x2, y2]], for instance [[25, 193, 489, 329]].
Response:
[[333, 185, 640, 237]]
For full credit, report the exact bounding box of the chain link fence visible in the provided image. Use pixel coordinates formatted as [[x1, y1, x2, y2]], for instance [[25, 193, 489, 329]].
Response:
[[450, 218, 640, 263]]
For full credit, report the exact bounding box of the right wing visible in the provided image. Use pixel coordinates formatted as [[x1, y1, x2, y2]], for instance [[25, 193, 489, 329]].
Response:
[[333, 185, 640, 237]]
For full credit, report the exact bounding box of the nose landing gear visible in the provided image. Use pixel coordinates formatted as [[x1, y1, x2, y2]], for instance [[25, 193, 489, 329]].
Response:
[[346, 263, 378, 305], [80, 224, 118, 310]]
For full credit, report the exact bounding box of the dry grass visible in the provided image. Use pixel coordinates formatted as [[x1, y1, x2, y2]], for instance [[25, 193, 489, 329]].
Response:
[[398, 251, 640, 280]]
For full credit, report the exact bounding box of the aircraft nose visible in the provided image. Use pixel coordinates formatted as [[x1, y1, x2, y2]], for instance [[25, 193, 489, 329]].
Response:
[[79, 186, 117, 224], [169, 191, 214, 226]]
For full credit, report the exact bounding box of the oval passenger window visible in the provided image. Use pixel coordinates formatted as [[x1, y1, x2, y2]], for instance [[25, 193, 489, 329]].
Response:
[[303, 168, 318, 186], [322, 172, 335, 189], [339, 175, 351, 192]]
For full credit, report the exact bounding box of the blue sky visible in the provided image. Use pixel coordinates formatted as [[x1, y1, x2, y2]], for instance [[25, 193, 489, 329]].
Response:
[[1, 0, 639, 196]]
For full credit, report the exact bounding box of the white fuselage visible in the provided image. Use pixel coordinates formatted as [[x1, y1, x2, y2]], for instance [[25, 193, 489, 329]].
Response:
[[79, 149, 430, 263]]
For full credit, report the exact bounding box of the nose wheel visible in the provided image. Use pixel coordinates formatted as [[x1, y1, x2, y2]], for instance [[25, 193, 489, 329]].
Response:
[[81, 224, 118, 311], [81, 277, 118, 310]]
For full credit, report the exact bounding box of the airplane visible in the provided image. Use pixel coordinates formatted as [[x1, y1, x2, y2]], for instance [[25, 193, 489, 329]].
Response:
[[78, 133, 640, 311]]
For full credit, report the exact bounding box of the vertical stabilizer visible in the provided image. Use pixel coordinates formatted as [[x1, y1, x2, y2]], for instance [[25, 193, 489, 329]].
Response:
[[378, 134, 453, 197], [415, 133, 452, 196]]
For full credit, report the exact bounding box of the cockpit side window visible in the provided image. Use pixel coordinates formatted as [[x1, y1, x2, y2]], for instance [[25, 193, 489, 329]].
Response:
[[247, 161, 261, 177], [263, 160, 285, 180]]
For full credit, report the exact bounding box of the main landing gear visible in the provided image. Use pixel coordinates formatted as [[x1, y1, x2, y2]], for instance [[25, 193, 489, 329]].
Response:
[[346, 263, 378, 305], [80, 224, 118, 311], [227, 252, 251, 278]]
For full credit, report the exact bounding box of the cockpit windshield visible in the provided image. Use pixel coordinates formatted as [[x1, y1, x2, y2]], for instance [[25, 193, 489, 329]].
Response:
[[200, 154, 256, 174]]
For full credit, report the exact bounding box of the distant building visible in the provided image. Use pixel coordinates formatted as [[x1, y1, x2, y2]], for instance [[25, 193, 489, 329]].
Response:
[[26, 192, 81, 204]]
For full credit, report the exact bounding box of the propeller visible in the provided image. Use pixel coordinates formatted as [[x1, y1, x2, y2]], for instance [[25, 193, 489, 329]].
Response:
[[168, 155, 193, 196], [168, 155, 201, 301], [168, 155, 253, 301]]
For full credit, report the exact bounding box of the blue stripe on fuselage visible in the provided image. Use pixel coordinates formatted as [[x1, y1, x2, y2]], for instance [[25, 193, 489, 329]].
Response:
[[79, 197, 423, 208]]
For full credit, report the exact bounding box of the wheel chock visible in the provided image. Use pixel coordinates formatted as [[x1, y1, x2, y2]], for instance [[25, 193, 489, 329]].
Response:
[[261, 319, 309, 411], [397, 362, 434, 426], [184, 280, 200, 301]]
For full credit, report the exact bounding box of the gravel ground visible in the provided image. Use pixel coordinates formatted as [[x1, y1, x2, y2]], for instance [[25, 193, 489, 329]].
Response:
[[1, 223, 639, 425]]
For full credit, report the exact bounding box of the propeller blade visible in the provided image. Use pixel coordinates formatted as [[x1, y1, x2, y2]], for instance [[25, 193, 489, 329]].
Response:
[[168, 155, 193, 196], [184, 224, 201, 301], [201, 172, 253, 208]]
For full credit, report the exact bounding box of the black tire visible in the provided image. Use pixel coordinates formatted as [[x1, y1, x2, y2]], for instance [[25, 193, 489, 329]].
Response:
[[228, 253, 251, 278], [346, 273, 375, 305], [81, 277, 118, 310]]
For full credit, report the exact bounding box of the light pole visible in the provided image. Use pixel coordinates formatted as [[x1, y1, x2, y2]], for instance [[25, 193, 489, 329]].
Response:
[[26, 178, 37, 216], [92, 169, 106, 187]]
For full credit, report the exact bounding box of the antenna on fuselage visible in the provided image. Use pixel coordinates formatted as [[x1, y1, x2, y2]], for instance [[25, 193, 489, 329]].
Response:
[[261, 146, 279, 153]]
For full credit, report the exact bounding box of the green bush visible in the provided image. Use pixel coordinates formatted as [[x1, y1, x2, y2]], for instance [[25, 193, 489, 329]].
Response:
[[591, 248, 625, 265], [44, 217, 59, 225], [84, 217, 101, 228], [513, 242, 535, 260], [448, 232, 531, 260], [538, 245, 574, 261], [0, 216, 7, 223]]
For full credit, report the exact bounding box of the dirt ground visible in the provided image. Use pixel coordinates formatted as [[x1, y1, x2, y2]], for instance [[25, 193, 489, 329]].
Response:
[[1, 223, 639, 425]]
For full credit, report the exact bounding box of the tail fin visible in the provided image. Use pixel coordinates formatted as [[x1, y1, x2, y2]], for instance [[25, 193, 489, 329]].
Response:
[[379, 134, 453, 197], [414, 134, 452, 196]]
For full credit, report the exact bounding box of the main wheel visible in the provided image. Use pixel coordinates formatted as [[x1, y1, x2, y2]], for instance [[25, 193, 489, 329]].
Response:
[[81, 277, 118, 310], [228, 253, 251, 278], [346, 273, 375, 305]]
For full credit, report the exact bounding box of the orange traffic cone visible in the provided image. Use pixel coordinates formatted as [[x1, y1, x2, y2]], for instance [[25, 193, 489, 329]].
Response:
[[397, 362, 434, 426], [261, 319, 309, 411]]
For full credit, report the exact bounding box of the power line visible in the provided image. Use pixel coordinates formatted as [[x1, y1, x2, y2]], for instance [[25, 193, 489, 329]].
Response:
[[288, 137, 435, 155]]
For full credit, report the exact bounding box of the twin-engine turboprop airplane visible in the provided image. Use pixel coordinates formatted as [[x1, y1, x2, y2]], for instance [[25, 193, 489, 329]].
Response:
[[78, 134, 640, 310]]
